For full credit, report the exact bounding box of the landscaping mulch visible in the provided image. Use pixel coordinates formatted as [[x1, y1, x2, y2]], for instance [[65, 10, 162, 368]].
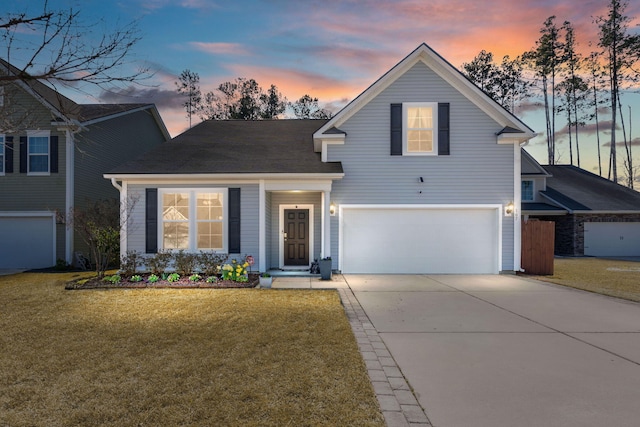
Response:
[[66, 273, 260, 290]]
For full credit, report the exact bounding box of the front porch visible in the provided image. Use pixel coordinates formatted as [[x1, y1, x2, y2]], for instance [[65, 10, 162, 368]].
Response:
[[259, 179, 336, 273]]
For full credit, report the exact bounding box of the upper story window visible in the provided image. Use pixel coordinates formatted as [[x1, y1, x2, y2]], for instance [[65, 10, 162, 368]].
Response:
[[160, 189, 227, 252], [27, 130, 50, 175], [0, 86, 4, 107], [0, 135, 4, 175], [403, 102, 438, 155], [522, 180, 534, 201]]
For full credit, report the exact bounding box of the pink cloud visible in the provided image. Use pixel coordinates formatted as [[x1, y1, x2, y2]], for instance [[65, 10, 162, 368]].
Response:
[[222, 63, 367, 103], [187, 42, 251, 56]]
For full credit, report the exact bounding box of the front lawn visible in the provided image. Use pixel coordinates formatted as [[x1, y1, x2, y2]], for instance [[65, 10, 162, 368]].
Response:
[[0, 272, 384, 427], [529, 257, 640, 302]]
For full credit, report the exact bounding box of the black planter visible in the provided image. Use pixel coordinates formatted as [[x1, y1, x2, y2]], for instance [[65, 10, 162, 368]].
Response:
[[319, 259, 332, 280]]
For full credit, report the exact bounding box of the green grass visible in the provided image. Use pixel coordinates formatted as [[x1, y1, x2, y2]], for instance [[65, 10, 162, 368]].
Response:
[[0, 272, 384, 427], [530, 258, 640, 302]]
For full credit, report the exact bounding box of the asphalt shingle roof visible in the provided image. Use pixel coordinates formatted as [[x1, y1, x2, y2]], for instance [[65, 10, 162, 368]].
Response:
[[1, 58, 151, 123], [542, 165, 640, 211], [108, 119, 344, 175]]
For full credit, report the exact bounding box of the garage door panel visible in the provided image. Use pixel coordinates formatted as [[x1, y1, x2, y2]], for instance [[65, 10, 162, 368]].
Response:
[[584, 222, 640, 256], [0, 216, 55, 269], [342, 207, 499, 274]]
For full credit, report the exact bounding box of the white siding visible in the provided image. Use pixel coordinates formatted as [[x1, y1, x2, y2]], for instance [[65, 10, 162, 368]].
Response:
[[328, 62, 515, 270]]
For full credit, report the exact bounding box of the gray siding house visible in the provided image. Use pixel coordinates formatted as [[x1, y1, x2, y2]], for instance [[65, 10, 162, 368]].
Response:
[[0, 60, 170, 269], [106, 44, 535, 274]]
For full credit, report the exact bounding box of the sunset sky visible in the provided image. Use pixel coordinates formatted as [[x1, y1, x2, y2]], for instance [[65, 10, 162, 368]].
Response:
[[6, 0, 640, 177]]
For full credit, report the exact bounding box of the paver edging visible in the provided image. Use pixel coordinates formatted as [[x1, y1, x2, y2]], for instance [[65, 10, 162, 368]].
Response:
[[338, 288, 432, 427]]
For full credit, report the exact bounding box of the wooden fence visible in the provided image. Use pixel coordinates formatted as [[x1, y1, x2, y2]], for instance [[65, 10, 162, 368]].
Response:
[[521, 220, 555, 275]]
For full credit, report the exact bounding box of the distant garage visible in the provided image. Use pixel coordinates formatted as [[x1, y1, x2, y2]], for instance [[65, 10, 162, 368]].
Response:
[[340, 205, 500, 274], [0, 213, 56, 269], [584, 222, 640, 257]]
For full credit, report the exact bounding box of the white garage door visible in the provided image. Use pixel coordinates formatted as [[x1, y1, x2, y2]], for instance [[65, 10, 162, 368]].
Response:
[[0, 214, 56, 269], [584, 222, 640, 256], [341, 207, 499, 274]]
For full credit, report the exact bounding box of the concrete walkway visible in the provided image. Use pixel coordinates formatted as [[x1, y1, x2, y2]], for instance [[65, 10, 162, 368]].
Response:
[[345, 274, 640, 427]]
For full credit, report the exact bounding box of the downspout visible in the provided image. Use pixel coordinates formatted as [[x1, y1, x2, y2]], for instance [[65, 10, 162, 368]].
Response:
[[65, 128, 75, 266], [110, 178, 122, 192], [109, 178, 126, 261]]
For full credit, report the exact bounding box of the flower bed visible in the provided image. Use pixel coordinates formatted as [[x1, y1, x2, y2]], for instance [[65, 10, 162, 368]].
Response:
[[66, 273, 260, 290]]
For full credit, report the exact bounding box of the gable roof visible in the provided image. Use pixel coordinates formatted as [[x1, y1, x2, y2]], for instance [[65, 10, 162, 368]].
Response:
[[541, 165, 640, 212], [0, 58, 169, 138], [314, 43, 536, 143], [521, 149, 551, 175], [106, 119, 344, 176]]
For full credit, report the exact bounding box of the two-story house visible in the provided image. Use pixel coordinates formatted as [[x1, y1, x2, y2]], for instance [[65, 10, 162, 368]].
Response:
[[105, 44, 536, 274], [0, 59, 170, 269]]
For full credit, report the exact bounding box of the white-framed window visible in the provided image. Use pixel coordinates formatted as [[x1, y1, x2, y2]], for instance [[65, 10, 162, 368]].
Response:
[[0, 86, 4, 107], [522, 180, 534, 201], [27, 130, 50, 175], [0, 134, 4, 175], [159, 188, 227, 252], [403, 102, 438, 155]]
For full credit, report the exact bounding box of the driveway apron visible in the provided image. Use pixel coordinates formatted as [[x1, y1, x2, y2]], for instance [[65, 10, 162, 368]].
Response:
[[346, 274, 640, 427]]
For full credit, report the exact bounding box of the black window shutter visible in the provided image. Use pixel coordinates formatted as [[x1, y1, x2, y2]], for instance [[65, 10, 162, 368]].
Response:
[[50, 135, 58, 173], [5, 137, 13, 173], [438, 103, 450, 155], [228, 188, 241, 253], [390, 103, 402, 155], [19, 136, 27, 173], [145, 188, 158, 254]]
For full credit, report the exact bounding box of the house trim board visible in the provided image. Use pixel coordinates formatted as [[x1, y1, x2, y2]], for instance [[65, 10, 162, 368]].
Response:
[[64, 128, 74, 264], [513, 144, 522, 272], [279, 204, 314, 269], [104, 173, 344, 183]]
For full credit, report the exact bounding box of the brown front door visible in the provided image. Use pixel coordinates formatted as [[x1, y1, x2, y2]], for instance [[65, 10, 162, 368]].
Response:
[[284, 209, 309, 266]]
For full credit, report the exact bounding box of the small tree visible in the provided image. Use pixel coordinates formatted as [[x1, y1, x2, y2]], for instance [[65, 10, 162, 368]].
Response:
[[71, 199, 120, 277], [70, 195, 138, 278], [175, 69, 202, 128]]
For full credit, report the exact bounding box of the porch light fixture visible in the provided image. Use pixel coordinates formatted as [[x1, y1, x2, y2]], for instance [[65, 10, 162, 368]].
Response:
[[504, 201, 515, 217], [330, 203, 336, 216]]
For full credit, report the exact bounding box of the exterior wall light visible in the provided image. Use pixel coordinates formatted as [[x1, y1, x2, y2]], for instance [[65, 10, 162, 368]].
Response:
[[330, 203, 336, 216], [504, 201, 515, 217]]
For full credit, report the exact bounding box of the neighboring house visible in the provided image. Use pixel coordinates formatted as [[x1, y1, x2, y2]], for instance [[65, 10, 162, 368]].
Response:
[[105, 44, 536, 274], [0, 60, 170, 269], [521, 150, 640, 257]]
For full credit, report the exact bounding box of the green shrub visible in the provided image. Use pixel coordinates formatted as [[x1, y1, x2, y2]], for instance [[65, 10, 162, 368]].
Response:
[[130, 275, 143, 282], [146, 250, 173, 275], [198, 251, 228, 276], [103, 274, 121, 284], [120, 251, 142, 277], [174, 250, 198, 276], [167, 273, 180, 283], [148, 274, 160, 283]]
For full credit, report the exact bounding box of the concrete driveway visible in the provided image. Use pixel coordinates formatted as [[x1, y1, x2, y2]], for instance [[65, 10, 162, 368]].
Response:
[[345, 274, 640, 427]]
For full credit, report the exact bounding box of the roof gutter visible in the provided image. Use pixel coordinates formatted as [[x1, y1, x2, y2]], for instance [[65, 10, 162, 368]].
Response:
[[110, 178, 122, 192], [103, 172, 346, 181]]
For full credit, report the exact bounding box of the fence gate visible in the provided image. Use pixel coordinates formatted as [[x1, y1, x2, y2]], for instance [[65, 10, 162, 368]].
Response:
[[521, 220, 555, 275]]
